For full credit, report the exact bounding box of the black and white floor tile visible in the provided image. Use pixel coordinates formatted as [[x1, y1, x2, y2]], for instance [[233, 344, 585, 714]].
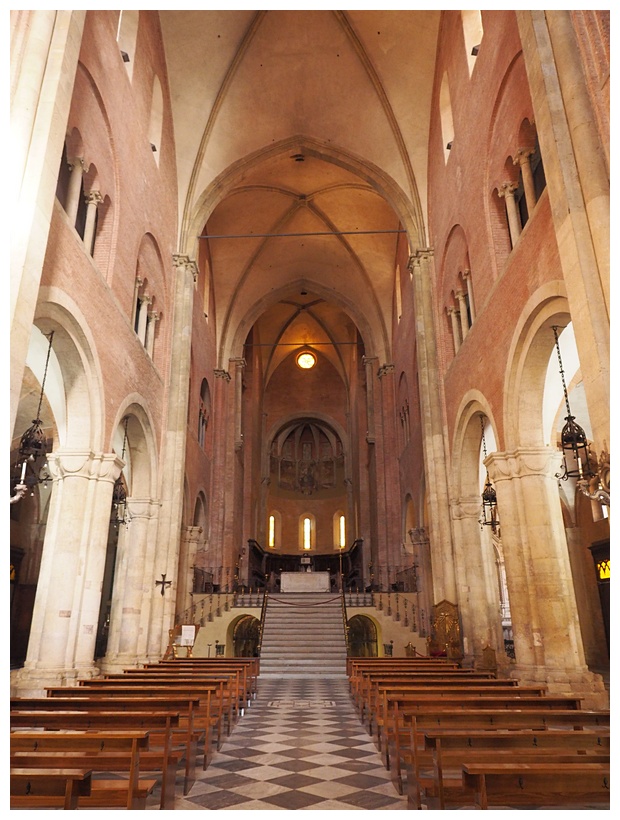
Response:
[[149, 676, 407, 811]]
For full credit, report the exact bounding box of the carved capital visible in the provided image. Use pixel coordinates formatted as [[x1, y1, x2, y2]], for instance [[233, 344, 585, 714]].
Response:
[[377, 363, 395, 378], [172, 253, 198, 283], [214, 369, 231, 381], [498, 182, 518, 199]]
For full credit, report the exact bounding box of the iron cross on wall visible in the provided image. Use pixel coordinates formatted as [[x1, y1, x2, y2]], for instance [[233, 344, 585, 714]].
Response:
[[155, 574, 172, 596]]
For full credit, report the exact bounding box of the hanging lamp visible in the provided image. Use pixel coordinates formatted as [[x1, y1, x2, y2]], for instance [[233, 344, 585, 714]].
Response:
[[111, 417, 129, 527], [478, 415, 499, 533]]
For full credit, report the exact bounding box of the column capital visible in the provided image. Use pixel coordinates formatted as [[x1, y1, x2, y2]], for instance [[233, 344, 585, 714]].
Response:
[[172, 253, 198, 283], [499, 181, 519, 198], [230, 357, 246, 369], [486, 446, 564, 482], [514, 147, 535, 165], [377, 363, 395, 378], [85, 190, 103, 206], [461, 267, 471, 280], [214, 368, 231, 381], [48, 451, 123, 483], [407, 247, 434, 273]]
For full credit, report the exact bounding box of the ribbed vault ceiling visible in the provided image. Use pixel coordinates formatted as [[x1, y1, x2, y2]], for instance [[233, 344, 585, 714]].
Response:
[[159, 9, 441, 372]]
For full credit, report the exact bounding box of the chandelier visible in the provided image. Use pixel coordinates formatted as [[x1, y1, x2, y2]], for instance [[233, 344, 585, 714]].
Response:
[[478, 415, 499, 533], [12, 331, 54, 498], [111, 417, 129, 528], [552, 326, 609, 506]]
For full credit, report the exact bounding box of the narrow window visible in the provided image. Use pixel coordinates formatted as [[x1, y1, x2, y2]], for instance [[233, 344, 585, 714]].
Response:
[[339, 515, 346, 549], [268, 515, 275, 548], [303, 517, 311, 550]]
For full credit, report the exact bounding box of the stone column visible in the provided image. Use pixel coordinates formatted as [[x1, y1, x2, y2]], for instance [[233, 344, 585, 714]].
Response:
[[447, 306, 460, 353], [151, 253, 197, 656], [65, 158, 85, 224], [487, 447, 607, 706], [377, 363, 401, 572], [514, 148, 537, 214], [83, 189, 102, 253], [450, 495, 505, 666], [176, 525, 203, 621], [231, 357, 246, 451], [101, 497, 159, 672], [455, 290, 469, 340], [14, 450, 120, 695], [516, 10, 609, 453], [210, 368, 233, 574], [136, 294, 151, 346], [10, 11, 86, 435], [408, 250, 456, 603], [462, 269, 475, 323], [362, 355, 377, 443], [499, 182, 521, 245], [145, 309, 159, 358]]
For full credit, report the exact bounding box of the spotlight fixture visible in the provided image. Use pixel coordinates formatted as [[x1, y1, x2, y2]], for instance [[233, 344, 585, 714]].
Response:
[[296, 350, 316, 370], [478, 415, 499, 533]]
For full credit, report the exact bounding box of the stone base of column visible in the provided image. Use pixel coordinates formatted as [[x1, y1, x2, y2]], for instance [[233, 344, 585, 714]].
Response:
[[507, 663, 609, 710], [98, 651, 154, 675], [11, 664, 82, 698]]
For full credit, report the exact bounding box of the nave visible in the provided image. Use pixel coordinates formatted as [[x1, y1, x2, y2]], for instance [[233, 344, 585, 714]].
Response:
[[148, 676, 407, 811]]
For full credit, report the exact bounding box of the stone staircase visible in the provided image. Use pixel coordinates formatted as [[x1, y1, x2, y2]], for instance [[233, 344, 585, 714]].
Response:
[[259, 592, 348, 677]]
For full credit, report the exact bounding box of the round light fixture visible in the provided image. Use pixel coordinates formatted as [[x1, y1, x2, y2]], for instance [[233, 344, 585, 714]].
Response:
[[296, 350, 316, 370]]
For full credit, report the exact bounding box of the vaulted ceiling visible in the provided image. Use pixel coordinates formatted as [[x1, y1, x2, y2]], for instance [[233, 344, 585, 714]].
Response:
[[159, 10, 441, 371]]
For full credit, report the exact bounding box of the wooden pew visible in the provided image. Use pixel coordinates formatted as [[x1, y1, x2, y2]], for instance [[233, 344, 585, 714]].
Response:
[[359, 679, 544, 734], [48, 680, 228, 753], [10, 767, 92, 810], [10, 711, 179, 807], [10, 729, 176, 808], [385, 704, 609, 797], [150, 657, 260, 704], [376, 690, 583, 765], [461, 761, 611, 809], [415, 728, 611, 810], [10, 703, 190, 806]]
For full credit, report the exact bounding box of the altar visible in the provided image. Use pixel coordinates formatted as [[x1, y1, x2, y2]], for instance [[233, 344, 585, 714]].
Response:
[[280, 571, 331, 593]]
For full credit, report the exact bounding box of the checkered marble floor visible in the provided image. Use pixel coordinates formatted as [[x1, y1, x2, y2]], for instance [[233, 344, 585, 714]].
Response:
[[151, 676, 407, 811]]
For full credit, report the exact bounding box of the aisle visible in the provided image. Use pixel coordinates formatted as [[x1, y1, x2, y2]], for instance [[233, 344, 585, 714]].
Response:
[[165, 676, 407, 810]]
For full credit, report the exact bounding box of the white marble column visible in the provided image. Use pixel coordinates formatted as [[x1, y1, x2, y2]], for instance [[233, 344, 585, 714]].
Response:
[[462, 269, 475, 323], [514, 148, 537, 214], [83, 189, 102, 254], [456, 290, 469, 340], [499, 182, 522, 245], [408, 250, 456, 603], [65, 158, 85, 224], [447, 306, 460, 353], [487, 447, 607, 705], [15, 450, 121, 695]]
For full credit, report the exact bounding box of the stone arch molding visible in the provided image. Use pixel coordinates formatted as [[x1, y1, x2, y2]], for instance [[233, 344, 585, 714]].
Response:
[[452, 390, 499, 506], [34, 288, 105, 452], [503, 283, 570, 450], [111, 397, 159, 502]]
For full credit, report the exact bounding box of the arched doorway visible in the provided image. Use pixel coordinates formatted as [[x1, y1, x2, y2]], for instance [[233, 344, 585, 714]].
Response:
[[347, 614, 378, 657], [233, 615, 261, 657]]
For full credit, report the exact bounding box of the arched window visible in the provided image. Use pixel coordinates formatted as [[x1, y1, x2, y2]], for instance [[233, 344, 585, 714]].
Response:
[[333, 511, 346, 549], [440, 72, 455, 162], [198, 379, 211, 448], [299, 514, 315, 551], [148, 75, 163, 163], [117, 10, 139, 80], [461, 10, 483, 76]]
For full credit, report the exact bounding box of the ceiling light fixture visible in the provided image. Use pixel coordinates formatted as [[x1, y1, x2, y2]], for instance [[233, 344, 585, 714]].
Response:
[[296, 350, 316, 370]]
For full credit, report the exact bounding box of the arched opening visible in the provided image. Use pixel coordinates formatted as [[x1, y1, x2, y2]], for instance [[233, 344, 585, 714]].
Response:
[[347, 614, 378, 657], [232, 615, 261, 657]]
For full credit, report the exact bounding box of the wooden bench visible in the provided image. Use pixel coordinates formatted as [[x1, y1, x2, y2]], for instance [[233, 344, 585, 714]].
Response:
[[376, 690, 583, 763], [360, 679, 545, 736], [10, 710, 180, 806], [386, 705, 610, 797], [144, 658, 260, 706], [461, 761, 611, 809], [413, 728, 611, 809], [10, 711, 185, 808], [10, 767, 93, 810], [47, 680, 227, 754]]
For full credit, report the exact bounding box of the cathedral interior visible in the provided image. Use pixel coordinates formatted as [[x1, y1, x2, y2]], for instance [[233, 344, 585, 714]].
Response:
[[10, 10, 609, 714]]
